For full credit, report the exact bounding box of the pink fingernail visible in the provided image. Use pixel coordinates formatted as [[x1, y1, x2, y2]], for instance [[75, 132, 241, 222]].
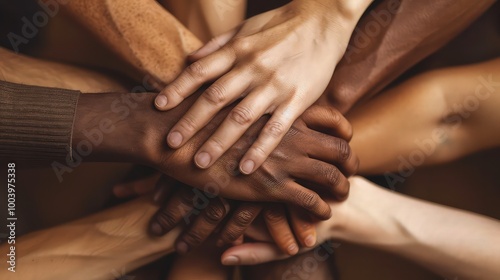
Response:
[[288, 244, 299, 255], [155, 95, 168, 108], [222, 256, 239, 266], [168, 131, 183, 147], [304, 235, 316, 247], [240, 160, 255, 174], [195, 152, 211, 168]]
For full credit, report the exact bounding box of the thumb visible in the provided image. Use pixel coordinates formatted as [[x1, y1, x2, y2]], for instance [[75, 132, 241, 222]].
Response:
[[188, 26, 240, 61], [221, 243, 288, 266]]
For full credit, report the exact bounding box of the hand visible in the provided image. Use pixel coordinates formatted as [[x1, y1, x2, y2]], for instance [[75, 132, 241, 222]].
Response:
[[74, 92, 357, 219], [147, 104, 357, 219], [149, 175, 262, 255], [154, 0, 364, 174], [149, 175, 317, 256], [220, 177, 398, 265]]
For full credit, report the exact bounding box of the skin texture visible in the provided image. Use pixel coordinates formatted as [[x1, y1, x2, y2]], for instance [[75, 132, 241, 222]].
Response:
[[349, 58, 500, 174], [154, 0, 372, 175], [0, 196, 181, 280], [63, 0, 203, 89], [73, 91, 357, 217], [320, 0, 497, 113], [219, 57, 500, 279], [159, 0, 246, 42], [225, 176, 500, 280], [1, 1, 498, 278], [0, 48, 126, 93]]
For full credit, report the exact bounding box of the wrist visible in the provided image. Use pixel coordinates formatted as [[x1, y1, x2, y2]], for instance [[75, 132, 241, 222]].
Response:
[[72, 92, 158, 164], [328, 177, 411, 248], [299, 0, 372, 25]]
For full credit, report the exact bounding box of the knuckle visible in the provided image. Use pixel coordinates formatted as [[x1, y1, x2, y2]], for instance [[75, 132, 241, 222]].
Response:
[[165, 82, 184, 98], [207, 136, 226, 152], [264, 208, 284, 223], [177, 189, 195, 206], [183, 231, 205, 246], [178, 115, 198, 134], [229, 106, 255, 126], [186, 61, 207, 80], [234, 209, 256, 227], [220, 229, 240, 243], [203, 83, 227, 105], [231, 37, 252, 53], [155, 211, 178, 230], [204, 203, 226, 224], [336, 139, 352, 163], [326, 167, 341, 186], [299, 191, 319, 211], [329, 108, 342, 127], [263, 120, 286, 138]]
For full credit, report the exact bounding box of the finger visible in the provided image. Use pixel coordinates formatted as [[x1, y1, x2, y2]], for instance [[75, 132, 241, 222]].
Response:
[[301, 105, 353, 141], [194, 89, 273, 169], [289, 207, 317, 248], [221, 243, 287, 266], [176, 198, 229, 254], [263, 205, 298, 256], [305, 132, 358, 176], [188, 28, 239, 61], [239, 107, 298, 174], [149, 187, 195, 236], [166, 70, 252, 149], [155, 48, 236, 110], [283, 181, 332, 220], [216, 203, 262, 247], [293, 159, 350, 200]]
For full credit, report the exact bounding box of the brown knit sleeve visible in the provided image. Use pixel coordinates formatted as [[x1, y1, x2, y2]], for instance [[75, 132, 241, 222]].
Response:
[[0, 80, 80, 161]]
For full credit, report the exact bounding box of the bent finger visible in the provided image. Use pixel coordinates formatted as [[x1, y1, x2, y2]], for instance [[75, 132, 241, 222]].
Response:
[[263, 205, 298, 256]]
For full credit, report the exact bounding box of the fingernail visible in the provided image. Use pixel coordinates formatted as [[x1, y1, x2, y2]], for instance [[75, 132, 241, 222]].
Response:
[[150, 223, 163, 236], [195, 152, 211, 168], [304, 235, 316, 247], [222, 256, 239, 266], [155, 95, 168, 108], [240, 160, 255, 174], [288, 244, 299, 255], [176, 241, 190, 254], [168, 131, 183, 147]]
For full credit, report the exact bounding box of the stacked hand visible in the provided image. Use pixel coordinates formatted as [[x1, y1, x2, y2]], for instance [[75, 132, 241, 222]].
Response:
[[154, 0, 362, 175]]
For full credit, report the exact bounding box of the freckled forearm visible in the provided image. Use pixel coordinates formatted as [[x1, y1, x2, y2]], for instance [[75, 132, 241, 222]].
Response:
[[63, 0, 203, 88]]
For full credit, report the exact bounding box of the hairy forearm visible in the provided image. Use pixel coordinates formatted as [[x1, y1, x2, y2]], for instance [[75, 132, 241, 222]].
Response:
[[63, 0, 202, 89], [323, 0, 495, 113], [332, 178, 500, 279], [0, 196, 180, 280]]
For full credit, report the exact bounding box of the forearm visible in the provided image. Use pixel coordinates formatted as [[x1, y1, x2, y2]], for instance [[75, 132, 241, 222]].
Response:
[[0, 196, 180, 280], [0, 47, 126, 93], [322, 0, 495, 113], [348, 58, 500, 175], [333, 178, 500, 279], [63, 0, 202, 88]]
